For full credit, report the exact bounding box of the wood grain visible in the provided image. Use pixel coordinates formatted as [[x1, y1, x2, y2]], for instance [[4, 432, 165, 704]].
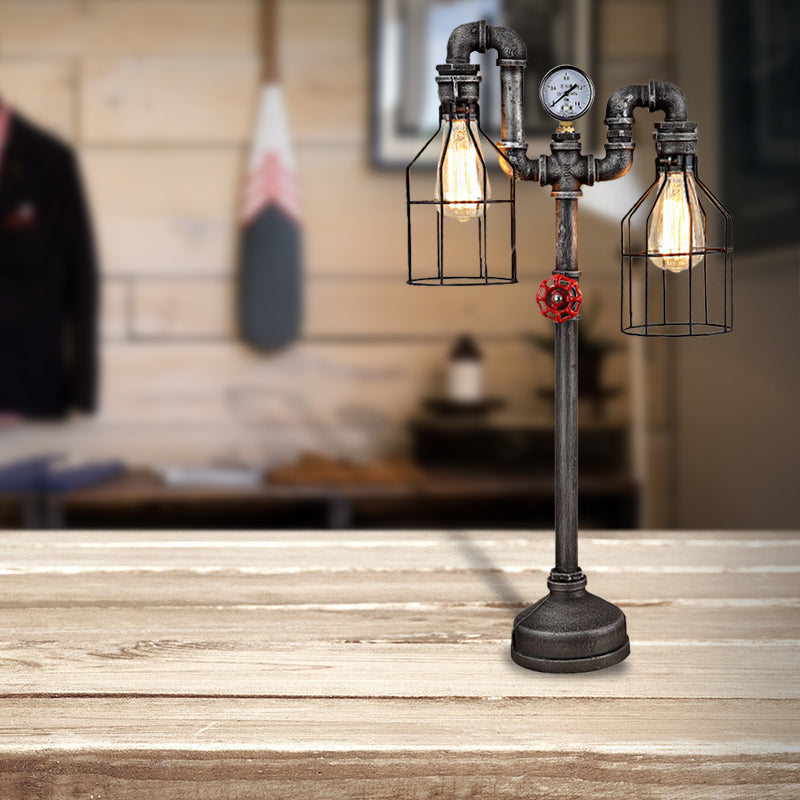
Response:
[[0, 1, 258, 57], [0, 698, 796, 753], [1, 640, 796, 700], [0, 529, 796, 797], [84, 147, 243, 275], [81, 56, 259, 144]]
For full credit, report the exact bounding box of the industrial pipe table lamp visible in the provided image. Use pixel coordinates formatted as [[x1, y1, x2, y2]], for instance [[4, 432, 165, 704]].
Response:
[[406, 21, 732, 673]]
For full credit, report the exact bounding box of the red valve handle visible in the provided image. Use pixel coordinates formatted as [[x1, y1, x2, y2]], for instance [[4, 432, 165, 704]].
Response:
[[536, 275, 583, 323]]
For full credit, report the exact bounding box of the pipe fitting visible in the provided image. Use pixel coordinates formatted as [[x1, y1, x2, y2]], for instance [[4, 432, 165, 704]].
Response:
[[653, 119, 698, 157], [497, 144, 539, 181], [648, 80, 688, 121], [595, 143, 635, 182], [435, 63, 481, 108], [597, 80, 689, 182], [486, 25, 527, 61], [604, 84, 649, 123], [446, 20, 487, 63]]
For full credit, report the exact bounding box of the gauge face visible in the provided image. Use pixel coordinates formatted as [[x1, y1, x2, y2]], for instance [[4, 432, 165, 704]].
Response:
[[539, 65, 595, 121]]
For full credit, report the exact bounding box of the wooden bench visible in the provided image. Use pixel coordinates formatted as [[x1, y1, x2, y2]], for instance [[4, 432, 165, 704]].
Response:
[[0, 529, 796, 797]]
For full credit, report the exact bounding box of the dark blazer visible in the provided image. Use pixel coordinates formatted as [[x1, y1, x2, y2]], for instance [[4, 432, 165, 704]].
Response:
[[0, 109, 98, 416]]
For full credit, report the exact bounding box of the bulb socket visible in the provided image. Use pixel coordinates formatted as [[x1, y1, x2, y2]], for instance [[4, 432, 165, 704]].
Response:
[[436, 63, 481, 108], [653, 120, 698, 157], [655, 153, 697, 173]]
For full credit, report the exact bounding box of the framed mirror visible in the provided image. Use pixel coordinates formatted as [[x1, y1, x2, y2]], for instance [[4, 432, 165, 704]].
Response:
[[372, 0, 594, 168]]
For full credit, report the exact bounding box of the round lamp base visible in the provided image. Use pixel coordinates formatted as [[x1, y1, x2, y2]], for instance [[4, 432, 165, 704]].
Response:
[[511, 577, 630, 673]]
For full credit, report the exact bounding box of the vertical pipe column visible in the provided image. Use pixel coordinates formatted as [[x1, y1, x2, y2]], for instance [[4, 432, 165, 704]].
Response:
[[497, 61, 527, 145], [553, 196, 581, 577]]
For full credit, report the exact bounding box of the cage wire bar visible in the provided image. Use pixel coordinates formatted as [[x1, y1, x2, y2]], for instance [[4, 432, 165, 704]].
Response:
[[406, 105, 517, 285], [621, 162, 733, 337]]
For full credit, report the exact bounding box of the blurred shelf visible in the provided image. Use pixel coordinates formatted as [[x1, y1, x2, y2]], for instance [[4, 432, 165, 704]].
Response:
[[1, 467, 639, 531]]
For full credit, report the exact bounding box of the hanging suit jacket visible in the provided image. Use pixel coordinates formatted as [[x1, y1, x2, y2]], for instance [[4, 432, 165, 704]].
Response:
[[0, 107, 98, 416]]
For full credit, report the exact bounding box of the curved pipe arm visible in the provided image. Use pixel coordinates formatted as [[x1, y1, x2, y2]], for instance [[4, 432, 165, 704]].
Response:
[[486, 25, 527, 60], [595, 144, 636, 182], [444, 21, 537, 178], [445, 20, 527, 63], [445, 20, 486, 63], [604, 81, 688, 122], [604, 84, 649, 121], [596, 80, 689, 182], [649, 80, 688, 121]]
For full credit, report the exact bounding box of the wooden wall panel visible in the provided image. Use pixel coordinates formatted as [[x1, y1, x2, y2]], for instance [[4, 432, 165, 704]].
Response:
[[284, 54, 368, 146], [97, 341, 544, 427], [279, 0, 367, 62], [81, 57, 259, 144], [83, 148, 243, 275], [0, 0, 645, 478], [83, 54, 367, 147], [130, 278, 567, 340], [0, 1, 257, 57], [86, 1, 258, 56], [0, 1, 85, 56], [0, 58, 76, 140], [131, 278, 235, 340]]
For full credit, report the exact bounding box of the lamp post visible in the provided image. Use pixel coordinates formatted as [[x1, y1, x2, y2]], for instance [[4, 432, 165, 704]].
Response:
[[406, 21, 732, 673]]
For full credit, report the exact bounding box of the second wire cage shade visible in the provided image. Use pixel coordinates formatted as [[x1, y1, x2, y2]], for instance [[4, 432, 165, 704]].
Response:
[[406, 64, 517, 285], [621, 145, 733, 336]]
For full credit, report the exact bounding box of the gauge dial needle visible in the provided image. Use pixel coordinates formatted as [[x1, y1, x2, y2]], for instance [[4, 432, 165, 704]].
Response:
[[551, 83, 578, 107]]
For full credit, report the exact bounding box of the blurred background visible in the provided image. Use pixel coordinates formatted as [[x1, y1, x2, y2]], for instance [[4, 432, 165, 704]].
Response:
[[0, 0, 796, 530]]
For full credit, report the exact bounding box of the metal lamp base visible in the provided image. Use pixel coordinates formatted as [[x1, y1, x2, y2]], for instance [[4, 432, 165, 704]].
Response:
[[511, 576, 630, 673]]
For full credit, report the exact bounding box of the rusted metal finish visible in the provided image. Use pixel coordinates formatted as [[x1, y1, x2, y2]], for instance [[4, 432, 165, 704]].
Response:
[[408, 20, 731, 671]]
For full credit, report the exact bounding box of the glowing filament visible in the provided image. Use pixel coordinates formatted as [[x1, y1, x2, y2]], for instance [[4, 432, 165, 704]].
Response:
[[435, 119, 489, 222], [647, 170, 705, 272]]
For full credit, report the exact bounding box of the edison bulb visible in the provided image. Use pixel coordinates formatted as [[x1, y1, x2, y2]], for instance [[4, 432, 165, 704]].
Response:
[[646, 170, 705, 272], [434, 118, 489, 222]]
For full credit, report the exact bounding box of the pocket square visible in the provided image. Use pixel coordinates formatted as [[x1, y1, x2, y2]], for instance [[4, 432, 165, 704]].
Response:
[[2, 202, 37, 229]]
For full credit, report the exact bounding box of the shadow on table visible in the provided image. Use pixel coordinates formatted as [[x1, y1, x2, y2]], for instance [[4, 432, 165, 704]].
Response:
[[445, 529, 527, 607]]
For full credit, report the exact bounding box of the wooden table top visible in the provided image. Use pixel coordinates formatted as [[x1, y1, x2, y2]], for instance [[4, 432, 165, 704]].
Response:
[[0, 529, 797, 798]]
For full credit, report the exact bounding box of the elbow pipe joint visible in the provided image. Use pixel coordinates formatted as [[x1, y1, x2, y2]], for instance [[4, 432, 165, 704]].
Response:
[[603, 81, 687, 124], [446, 20, 487, 63], [486, 25, 527, 61], [445, 21, 527, 63], [604, 84, 649, 123], [595, 143, 635, 182], [498, 145, 540, 181], [598, 80, 693, 180], [648, 80, 688, 122]]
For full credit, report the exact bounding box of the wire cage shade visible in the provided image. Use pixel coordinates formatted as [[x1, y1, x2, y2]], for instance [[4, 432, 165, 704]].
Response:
[[621, 161, 733, 336], [406, 113, 516, 286]]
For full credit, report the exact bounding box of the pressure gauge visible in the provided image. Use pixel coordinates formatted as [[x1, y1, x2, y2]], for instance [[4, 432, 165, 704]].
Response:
[[539, 65, 594, 122]]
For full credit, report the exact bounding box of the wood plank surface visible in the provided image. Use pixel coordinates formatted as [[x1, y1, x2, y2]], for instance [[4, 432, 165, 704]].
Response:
[[0, 698, 796, 754], [1, 640, 796, 700], [0, 749, 796, 800], [81, 56, 259, 144], [0, 529, 797, 798]]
